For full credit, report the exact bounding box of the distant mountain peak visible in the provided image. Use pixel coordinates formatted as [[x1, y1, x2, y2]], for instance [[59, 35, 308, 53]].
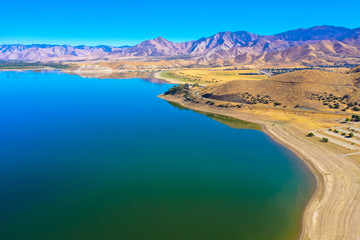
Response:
[[1, 25, 360, 64], [151, 36, 171, 43], [154, 36, 166, 40]]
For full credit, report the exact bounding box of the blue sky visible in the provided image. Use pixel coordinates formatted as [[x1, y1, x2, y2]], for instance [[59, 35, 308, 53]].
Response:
[[1, 0, 359, 46]]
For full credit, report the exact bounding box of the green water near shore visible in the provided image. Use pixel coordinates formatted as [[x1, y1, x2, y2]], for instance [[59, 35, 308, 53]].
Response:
[[0, 71, 315, 240]]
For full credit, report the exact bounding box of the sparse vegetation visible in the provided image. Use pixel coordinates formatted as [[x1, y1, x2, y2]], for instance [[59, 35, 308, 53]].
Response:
[[260, 67, 316, 76], [162, 68, 268, 84]]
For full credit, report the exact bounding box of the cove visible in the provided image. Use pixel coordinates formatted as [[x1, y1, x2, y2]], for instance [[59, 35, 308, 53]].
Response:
[[0, 71, 315, 240]]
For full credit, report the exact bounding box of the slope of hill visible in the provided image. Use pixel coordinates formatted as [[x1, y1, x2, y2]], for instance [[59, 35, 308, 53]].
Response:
[[201, 66, 360, 112], [274, 25, 352, 42]]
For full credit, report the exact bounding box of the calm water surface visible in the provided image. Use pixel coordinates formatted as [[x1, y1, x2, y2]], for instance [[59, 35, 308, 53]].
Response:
[[0, 71, 315, 240]]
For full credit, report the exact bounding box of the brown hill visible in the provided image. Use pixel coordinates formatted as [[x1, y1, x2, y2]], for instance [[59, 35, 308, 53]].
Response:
[[202, 67, 360, 112], [234, 41, 360, 66]]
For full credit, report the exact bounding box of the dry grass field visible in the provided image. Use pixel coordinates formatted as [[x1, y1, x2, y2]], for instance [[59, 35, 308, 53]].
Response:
[[201, 69, 360, 113], [161, 68, 268, 84]]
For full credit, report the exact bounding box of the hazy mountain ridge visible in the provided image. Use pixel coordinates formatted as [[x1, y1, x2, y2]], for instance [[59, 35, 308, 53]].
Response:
[[1, 25, 360, 65], [0, 44, 129, 61]]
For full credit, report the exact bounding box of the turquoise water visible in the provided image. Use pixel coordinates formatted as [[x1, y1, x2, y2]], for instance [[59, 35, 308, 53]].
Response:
[[0, 71, 315, 240]]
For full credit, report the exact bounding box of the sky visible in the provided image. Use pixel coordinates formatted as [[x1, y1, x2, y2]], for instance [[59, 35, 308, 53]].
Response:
[[1, 0, 359, 46]]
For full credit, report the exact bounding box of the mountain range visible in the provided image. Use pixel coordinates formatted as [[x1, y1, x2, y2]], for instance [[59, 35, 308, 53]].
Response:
[[1, 25, 360, 66]]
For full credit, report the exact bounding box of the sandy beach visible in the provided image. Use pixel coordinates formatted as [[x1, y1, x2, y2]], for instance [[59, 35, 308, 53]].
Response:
[[159, 94, 360, 240]]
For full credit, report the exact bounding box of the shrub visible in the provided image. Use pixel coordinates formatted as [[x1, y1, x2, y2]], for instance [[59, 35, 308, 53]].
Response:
[[307, 132, 314, 137], [351, 115, 360, 122], [321, 138, 329, 142], [349, 133, 354, 138], [345, 118, 351, 121], [164, 84, 188, 95]]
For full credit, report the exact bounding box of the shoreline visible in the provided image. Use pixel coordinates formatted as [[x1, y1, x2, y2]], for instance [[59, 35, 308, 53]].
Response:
[[152, 70, 195, 85], [260, 124, 321, 240], [159, 94, 360, 240]]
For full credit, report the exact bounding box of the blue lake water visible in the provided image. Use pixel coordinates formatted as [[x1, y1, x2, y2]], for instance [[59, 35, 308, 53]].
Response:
[[0, 71, 315, 240]]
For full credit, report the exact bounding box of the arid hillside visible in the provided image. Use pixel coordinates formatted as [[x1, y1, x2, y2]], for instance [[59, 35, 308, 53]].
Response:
[[201, 66, 360, 112]]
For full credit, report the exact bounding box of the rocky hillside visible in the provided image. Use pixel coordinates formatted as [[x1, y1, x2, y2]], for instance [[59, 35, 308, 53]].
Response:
[[1, 26, 360, 66]]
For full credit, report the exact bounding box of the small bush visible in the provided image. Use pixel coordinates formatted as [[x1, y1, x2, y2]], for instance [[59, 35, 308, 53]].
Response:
[[307, 132, 314, 137], [352, 115, 360, 122], [321, 138, 329, 142]]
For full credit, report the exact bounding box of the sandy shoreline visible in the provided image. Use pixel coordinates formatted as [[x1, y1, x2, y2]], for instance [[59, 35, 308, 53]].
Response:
[[159, 94, 360, 240], [153, 70, 190, 84]]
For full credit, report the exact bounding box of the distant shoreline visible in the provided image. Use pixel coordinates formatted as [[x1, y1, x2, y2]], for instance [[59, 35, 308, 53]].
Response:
[[158, 93, 360, 240], [0, 67, 58, 71]]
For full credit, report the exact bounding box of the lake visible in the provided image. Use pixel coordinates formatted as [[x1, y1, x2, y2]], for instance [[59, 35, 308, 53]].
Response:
[[0, 71, 315, 240]]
